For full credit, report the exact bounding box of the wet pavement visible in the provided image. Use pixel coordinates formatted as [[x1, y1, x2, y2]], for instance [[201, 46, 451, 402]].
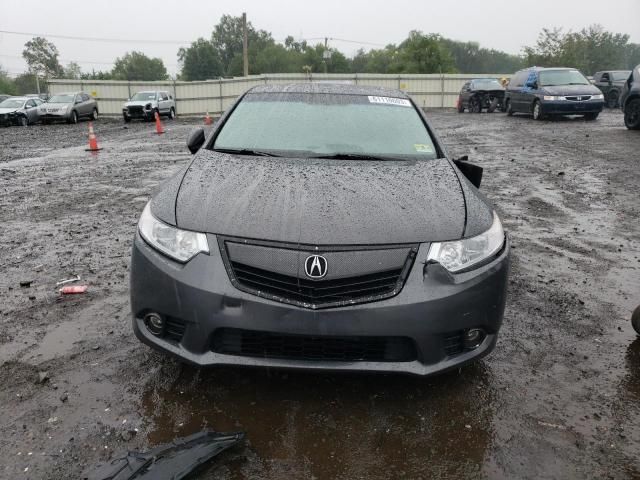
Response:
[[0, 111, 638, 479]]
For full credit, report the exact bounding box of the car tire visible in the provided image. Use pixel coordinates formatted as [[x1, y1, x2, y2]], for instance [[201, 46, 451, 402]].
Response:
[[469, 96, 482, 113], [19, 116, 28, 127], [632, 305, 640, 335], [68, 110, 78, 124], [532, 100, 544, 120], [168, 107, 176, 119], [123, 114, 131, 123], [606, 91, 619, 109], [505, 99, 513, 116], [91, 108, 98, 121], [624, 98, 640, 130], [584, 112, 599, 121]]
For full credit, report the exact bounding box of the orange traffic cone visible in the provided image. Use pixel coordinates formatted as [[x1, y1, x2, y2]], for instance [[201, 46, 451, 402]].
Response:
[[154, 111, 164, 135], [85, 122, 102, 151], [204, 111, 213, 126]]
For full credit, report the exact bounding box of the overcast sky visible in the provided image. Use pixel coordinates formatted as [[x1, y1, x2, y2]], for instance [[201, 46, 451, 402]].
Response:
[[1, 0, 639, 77]]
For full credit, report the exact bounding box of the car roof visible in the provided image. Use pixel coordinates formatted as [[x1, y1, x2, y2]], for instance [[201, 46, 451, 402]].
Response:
[[518, 67, 577, 73], [248, 83, 409, 98]]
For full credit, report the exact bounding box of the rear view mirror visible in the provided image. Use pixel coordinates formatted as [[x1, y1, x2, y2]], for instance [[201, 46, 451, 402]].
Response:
[[453, 157, 483, 189], [187, 127, 206, 154]]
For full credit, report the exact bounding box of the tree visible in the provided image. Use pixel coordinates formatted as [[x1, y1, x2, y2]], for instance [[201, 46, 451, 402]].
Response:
[[211, 14, 275, 75], [12, 73, 39, 94], [22, 37, 63, 78], [0, 65, 17, 95], [63, 62, 82, 79], [178, 38, 223, 80], [523, 25, 636, 73], [391, 31, 456, 73], [111, 51, 168, 81]]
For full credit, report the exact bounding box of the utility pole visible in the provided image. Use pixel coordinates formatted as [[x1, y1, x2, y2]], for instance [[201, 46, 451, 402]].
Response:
[[323, 37, 328, 74], [242, 12, 249, 77]]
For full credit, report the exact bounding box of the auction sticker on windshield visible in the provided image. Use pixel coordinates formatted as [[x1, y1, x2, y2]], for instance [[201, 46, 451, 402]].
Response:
[[368, 96, 412, 107]]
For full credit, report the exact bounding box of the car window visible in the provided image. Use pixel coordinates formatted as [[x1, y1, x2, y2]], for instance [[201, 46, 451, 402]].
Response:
[[472, 79, 502, 90], [161, 92, 169, 100], [0, 99, 26, 108], [26, 100, 36, 107], [601, 73, 610, 82], [539, 69, 590, 86], [49, 94, 75, 103], [462, 82, 470, 91], [612, 71, 630, 81], [131, 92, 157, 101], [214, 92, 439, 160], [34, 98, 43, 105], [510, 72, 525, 88]]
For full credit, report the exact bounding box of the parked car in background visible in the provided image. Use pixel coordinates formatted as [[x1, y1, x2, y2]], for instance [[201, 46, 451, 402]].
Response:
[[0, 96, 43, 126], [505, 67, 604, 120], [593, 70, 631, 108], [25, 93, 50, 102], [0, 94, 11, 102], [39, 92, 98, 124], [457, 78, 505, 113], [620, 65, 640, 130], [122, 91, 175, 122]]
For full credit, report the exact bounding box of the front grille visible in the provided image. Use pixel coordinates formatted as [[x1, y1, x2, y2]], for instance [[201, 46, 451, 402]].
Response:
[[443, 331, 464, 357], [128, 106, 144, 114], [164, 317, 186, 343], [220, 238, 417, 309], [565, 95, 591, 101], [212, 328, 417, 362], [231, 261, 404, 308]]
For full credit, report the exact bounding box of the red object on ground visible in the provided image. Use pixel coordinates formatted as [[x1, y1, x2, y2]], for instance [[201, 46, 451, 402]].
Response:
[[60, 285, 88, 294], [86, 122, 101, 151], [154, 111, 165, 134], [204, 112, 213, 125]]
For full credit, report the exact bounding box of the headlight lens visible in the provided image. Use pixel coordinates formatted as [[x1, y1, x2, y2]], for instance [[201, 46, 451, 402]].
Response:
[[138, 202, 209, 262], [543, 95, 557, 101], [427, 212, 505, 272], [592, 94, 604, 100]]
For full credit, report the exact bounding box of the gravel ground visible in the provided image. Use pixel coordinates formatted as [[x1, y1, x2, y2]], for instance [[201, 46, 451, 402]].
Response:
[[0, 111, 638, 479]]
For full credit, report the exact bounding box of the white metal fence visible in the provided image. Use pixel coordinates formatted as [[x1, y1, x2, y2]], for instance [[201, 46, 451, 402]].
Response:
[[47, 73, 508, 116]]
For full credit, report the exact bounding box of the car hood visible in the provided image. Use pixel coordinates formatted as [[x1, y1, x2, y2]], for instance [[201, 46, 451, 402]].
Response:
[[542, 84, 601, 96], [125, 100, 156, 107], [0, 107, 19, 114], [160, 151, 479, 245], [41, 102, 71, 109]]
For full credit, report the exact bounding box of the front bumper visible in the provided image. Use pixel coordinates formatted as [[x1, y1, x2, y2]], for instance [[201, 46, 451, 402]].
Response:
[[541, 99, 604, 115], [123, 107, 154, 120], [130, 233, 510, 376], [39, 111, 71, 122]]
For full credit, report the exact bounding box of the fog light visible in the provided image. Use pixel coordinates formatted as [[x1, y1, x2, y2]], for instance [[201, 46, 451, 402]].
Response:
[[144, 313, 165, 336], [463, 328, 485, 350]]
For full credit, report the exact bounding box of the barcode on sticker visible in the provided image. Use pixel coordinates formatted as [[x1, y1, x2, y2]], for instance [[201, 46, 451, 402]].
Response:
[[368, 96, 411, 107]]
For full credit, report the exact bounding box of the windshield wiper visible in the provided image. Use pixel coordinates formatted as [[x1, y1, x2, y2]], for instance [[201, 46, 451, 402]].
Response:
[[310, 153, 397, 161], [213, 148, 281, 157]]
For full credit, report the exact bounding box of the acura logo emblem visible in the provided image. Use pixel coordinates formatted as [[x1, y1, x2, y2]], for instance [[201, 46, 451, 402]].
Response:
[[304, 254, 328, 279]]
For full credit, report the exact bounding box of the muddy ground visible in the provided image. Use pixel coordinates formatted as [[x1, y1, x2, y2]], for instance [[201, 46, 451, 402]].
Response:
[[0, 110, 638, 479]]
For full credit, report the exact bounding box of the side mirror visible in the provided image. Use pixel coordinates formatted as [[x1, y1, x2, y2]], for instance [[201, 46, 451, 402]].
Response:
[[453, 157, 483, 189], [187, 127, 206, 154]]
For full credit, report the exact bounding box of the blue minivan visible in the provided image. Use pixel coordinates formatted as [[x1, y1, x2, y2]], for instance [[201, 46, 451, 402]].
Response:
[[504, 67, 605, 120]]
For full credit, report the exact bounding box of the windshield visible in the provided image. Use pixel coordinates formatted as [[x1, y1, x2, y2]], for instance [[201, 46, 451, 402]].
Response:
[[213, 92, 438, 159], [131, 92, 157, 101], [0, 99, 24, 108], [472, 79, 503, 90], [539, 70, 589, 86], [612, 71, 631, 81], [48, 94, 75, 103]]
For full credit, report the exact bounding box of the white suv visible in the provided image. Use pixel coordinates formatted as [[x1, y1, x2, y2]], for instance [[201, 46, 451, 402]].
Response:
[[123, 91, 175, 122]]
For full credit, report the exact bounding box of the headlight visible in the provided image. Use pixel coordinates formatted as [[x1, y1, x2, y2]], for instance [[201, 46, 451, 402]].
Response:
[[138, 202, 209, 262], [543, 95, 557, 101], [427, 212, 505, 273], [592, 94, 604, 100]]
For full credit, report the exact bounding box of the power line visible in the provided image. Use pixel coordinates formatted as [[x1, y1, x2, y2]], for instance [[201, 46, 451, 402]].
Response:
[[0, 53, 178, 68], [0, 29, 192, 45]]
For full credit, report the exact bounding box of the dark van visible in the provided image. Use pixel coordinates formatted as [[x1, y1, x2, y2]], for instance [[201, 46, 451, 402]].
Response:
[[504, 67, 605, 120]]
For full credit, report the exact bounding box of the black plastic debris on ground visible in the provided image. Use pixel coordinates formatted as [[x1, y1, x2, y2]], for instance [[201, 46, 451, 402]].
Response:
[[84, 430, 244, 480]]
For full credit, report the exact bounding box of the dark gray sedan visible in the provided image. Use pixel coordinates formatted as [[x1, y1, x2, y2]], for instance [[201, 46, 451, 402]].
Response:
[[130, 83, 510, 376]]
